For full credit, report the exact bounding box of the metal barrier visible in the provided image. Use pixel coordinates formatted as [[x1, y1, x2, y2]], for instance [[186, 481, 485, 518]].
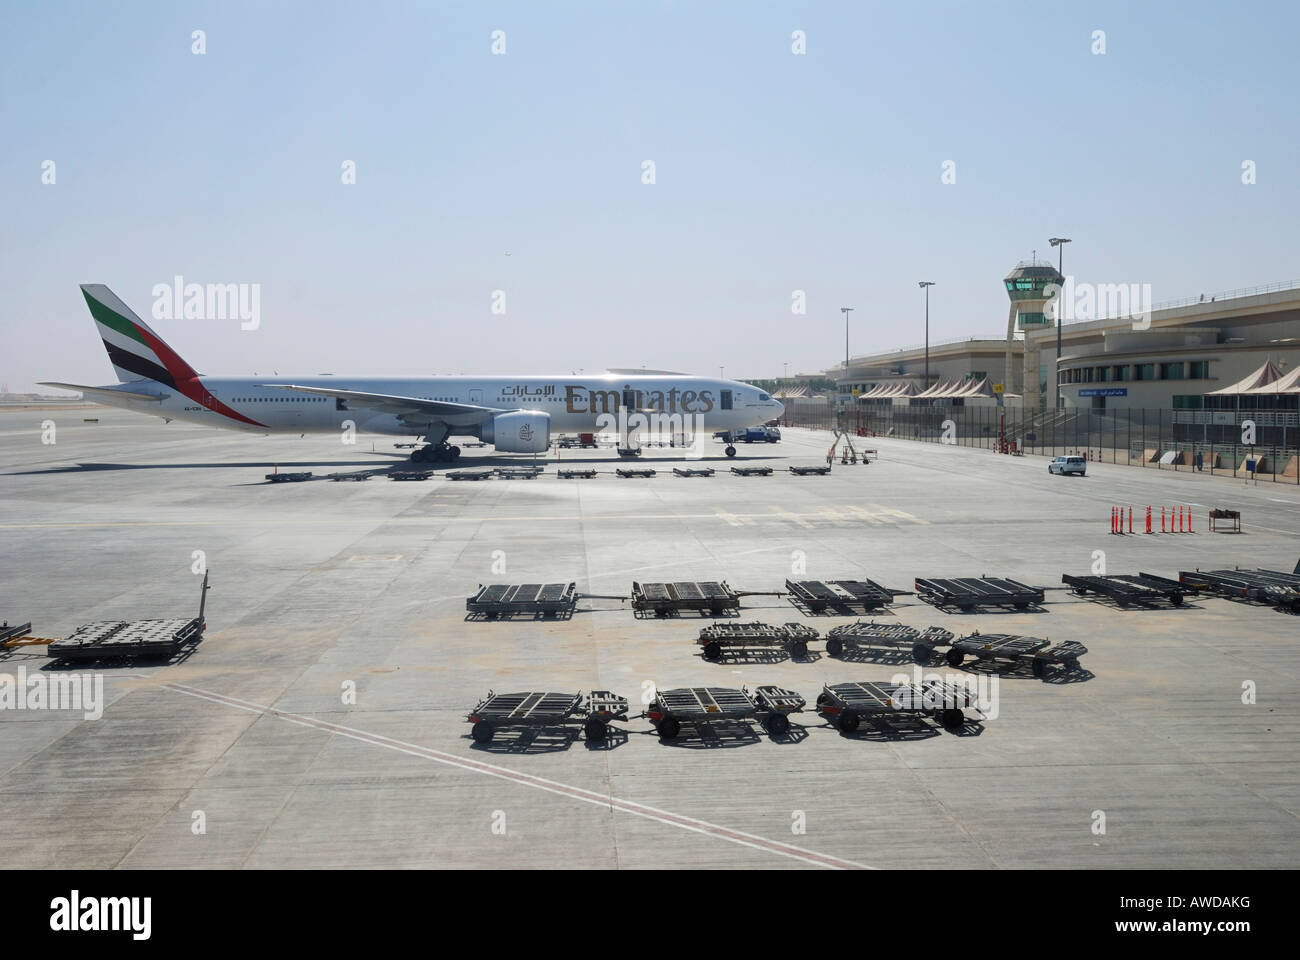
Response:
[[782, 405, 1300, 484]]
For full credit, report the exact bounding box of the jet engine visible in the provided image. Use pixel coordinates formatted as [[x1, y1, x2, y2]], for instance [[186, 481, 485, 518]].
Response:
[[479, 410, 550, 453]]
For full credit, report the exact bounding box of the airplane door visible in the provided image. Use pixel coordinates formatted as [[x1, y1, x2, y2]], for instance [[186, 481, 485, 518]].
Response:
[[469, 388, 483, 404]]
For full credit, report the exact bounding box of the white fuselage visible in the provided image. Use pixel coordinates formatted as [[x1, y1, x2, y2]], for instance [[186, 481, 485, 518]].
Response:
[[102, 374, 784, 439]]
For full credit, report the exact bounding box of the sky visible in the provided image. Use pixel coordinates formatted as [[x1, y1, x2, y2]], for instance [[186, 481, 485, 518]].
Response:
[[2, 0, 1298, 392]]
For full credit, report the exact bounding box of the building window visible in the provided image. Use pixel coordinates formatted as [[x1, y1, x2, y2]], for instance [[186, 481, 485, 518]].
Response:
[[1189, 361, 1209, 379], [1173, 395, 1203, 410], [1134, 363, 1155, 381], [1113, 365, 1129, 382], [1160, 362, 1185, 380]]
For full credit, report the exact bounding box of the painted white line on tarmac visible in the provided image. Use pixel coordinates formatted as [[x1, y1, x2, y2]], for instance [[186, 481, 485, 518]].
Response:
[[156, 679, 873, 870]]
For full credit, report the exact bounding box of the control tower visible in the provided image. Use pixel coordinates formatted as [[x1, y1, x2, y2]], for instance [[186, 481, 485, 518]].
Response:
[[1003, 258, 1063, 410]]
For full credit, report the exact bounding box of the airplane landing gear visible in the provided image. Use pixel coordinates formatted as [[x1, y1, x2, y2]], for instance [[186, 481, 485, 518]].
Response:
[[411, 443, 461, 463], [725, 445, 737, 458]]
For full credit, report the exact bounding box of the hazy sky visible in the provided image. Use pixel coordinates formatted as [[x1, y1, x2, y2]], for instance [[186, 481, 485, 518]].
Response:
[[3, 1, 1297, 392]]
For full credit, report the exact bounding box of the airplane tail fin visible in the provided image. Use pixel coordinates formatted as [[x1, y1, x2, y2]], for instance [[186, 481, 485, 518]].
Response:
[[81, 284, 199, 387]]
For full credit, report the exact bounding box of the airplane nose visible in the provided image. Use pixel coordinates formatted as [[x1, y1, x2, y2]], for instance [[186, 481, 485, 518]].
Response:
[[772, 399, 785, 419]]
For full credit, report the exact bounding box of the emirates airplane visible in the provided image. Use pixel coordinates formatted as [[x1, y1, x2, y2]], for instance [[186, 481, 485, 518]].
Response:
[[41, 285, 784, 462]]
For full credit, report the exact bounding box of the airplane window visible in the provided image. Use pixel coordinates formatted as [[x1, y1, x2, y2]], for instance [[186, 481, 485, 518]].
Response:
[[759, 394, 771, 402]]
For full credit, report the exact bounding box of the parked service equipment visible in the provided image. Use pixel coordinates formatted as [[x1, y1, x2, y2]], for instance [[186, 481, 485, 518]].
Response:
[[697, 622, 817, 660], [915, 576, 1045, 611], [445, 469, 491, 481], [266, 471, 312, 483], [47, 572, 210, 664], [616, 467, 656, 478], [789, 465, 831, 476], [630, 581, 784, 616], [1179, 567, 1300, 614], [730, 466, 773, 477], [558, 468, 598, 479], [466, 583, 579, 618], [824, 622, 955, 662], [945, 631, 1086, 677], [815, 679, 974, 732], [672, 467, 715, 478], [644, 685, 806, 738], [466, 689, 629, 743], [785, 578, 908, 613], [1062, 573, 1186, 607], [0, 621, 33, 645]]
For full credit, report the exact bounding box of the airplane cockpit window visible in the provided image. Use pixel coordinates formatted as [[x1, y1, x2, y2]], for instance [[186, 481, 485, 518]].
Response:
[[759, 394, 771, 402]]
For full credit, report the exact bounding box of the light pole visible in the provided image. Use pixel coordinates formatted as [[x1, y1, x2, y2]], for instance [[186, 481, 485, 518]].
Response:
[[719, 365, 725, 380], [1049, 237, 1071, 410], [918, 282, 935, 390], [840, 307, 854, 408]]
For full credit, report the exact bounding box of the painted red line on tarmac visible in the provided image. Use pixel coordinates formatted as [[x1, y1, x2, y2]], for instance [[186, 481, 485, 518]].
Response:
[[159, 680, 871, 870]]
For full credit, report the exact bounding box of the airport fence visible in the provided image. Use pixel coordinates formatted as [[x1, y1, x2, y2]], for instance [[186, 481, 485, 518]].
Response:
[[783, 404, 1300, 484]]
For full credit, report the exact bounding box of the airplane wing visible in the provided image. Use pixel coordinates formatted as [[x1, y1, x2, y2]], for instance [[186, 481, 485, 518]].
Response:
[[262, 384, 502, 427], [39, 381, 167, 402]]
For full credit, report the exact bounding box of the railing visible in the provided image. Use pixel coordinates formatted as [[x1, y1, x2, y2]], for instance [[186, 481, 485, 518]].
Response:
[[782, 405, 1300, 484]]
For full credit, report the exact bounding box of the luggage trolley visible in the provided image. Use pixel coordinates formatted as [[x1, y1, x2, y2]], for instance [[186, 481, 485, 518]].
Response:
[[466, 689, 629, 743], [824, 621, 954, 662], [815, 679, 974, 732], [785, 578, 908, 613], [697, 622, 817, 660], [945, 632, 1086, 677], [466, 583, 579, 618], [644, 685, 806, 738], [915, 576, 1045, 611], [1179, 568, 1300, 614], [1062, 573, 1186, 607], [47, 572, 210, 664]]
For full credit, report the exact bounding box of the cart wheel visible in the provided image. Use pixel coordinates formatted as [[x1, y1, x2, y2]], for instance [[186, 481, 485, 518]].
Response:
[[703, 640, 722, 661], [1073, 587, 1088, 596], [959, 603, 974, 612], [940, 708, 964, 729], [1290, 597, 1300, 615], [826, 637, 843, 657], [912, 643, 932, 664], [945, 648, 964, 668], [815, 692, 830, 706], [838, 710, 860, 733], [790, 640, 808, 659], [584, 717, 608, 741], [1014, 601, 1029, 610], [765, 713, 790, 736], [1063, 657, 1080, 672], [471, 721, 495, 744], [658, 717, 681, 739], [1170, 592, 1184, 607], [1031, 659, 1046, 678]]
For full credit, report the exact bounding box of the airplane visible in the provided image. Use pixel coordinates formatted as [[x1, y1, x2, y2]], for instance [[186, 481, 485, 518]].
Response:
[[41, 284, 785, 462]]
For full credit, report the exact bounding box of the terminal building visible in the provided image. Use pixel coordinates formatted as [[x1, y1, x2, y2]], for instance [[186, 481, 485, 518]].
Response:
[[833, 264, 1300, 415]]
